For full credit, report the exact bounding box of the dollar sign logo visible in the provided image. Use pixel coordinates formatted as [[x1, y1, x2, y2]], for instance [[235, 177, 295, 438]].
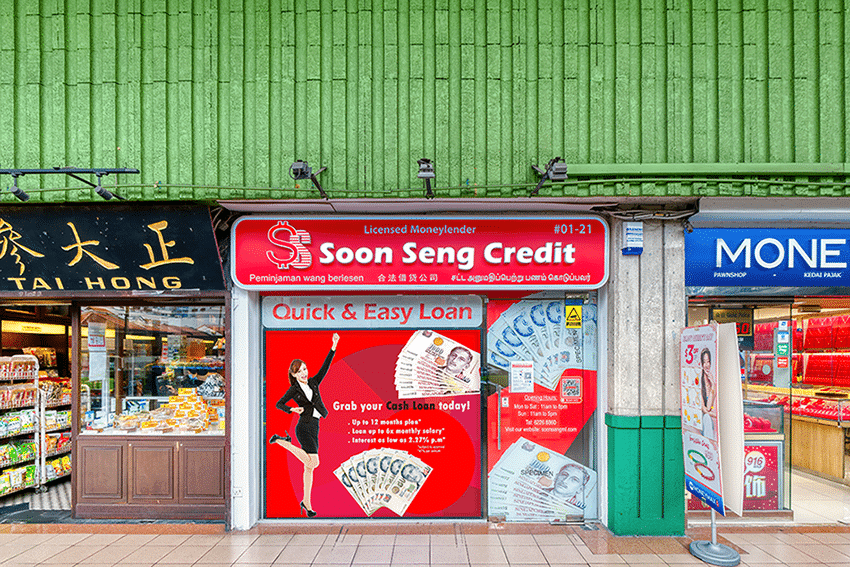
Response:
[[266, 221, 313, 269]]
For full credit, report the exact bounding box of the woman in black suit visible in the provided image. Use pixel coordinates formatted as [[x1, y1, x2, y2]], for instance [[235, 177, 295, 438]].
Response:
[[269, 332, 339, 517]]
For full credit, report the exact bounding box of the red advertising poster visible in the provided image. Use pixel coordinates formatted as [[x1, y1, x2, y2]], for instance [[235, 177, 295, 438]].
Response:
[[265, 328, 482, 518], [232, 216, 609, 291], [485, 298, 599, 522], [688, 442, 781, 511]]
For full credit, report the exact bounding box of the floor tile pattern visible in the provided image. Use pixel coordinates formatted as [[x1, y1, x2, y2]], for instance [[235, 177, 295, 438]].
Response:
[[0, 523, 849, 567]]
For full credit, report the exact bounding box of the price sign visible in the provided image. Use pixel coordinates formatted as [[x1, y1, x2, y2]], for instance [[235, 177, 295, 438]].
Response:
[[710, 308, 753, 337]]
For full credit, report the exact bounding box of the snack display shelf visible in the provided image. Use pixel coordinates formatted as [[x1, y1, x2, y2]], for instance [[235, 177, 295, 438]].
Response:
[[45, 400, 71, 409], [0, 402, 38, 411], [0, 428, 36, 441], [44, 426, 71, 435], [42, 472, 70, 484], [45, 448, 71, 459], [0, 482, 37, 497], [0, 456, 36, 468]]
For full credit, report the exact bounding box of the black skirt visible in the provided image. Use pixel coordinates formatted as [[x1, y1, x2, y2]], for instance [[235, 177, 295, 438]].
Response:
[[295, 415, 320, 454]]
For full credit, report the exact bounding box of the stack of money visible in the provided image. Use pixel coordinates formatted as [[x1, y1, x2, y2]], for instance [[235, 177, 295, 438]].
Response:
[[333, 449, 432, 516], [488, 437, 597, 522], [487, 300, 597, 390], [394, 330, 480, 398]]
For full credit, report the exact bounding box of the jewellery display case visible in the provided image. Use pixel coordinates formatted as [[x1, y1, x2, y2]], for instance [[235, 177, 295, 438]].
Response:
[[746, 384, 850, 482]]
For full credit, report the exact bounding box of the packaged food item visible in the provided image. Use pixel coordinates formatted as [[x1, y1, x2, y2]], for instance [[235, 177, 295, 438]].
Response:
[[15, 442, 34, 462], [24, 464, 36, 486], [7, 467, 24, 488], [0, 358, 11, 380], [10, 355, 38, 381], [0, 473, 10, 494], [5, 414, 21, 435], [56, 433, 71, 451]]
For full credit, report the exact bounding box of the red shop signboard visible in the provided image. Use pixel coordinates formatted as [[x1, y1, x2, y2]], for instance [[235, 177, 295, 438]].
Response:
[[231, 216, 609, 290]]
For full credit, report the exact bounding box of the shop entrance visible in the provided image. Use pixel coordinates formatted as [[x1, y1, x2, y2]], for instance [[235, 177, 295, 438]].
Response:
[[484, 294, 599, 523], [0, 301, 228, 522], [688, 297, 850, 523], [0, 303, 72, 517]]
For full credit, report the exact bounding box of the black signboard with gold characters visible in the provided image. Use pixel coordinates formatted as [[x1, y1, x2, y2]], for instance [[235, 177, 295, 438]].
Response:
[[0, 205, 225, 292]]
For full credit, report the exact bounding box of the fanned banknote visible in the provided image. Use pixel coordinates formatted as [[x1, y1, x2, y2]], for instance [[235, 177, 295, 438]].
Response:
[[487, 300, 597, 391], [334, 448, 431, 516], [394, 330, 480, 398]]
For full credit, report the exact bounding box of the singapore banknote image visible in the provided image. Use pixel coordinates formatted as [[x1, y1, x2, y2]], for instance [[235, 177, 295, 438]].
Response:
[[488, 437, 597, 522], [394, 330, 480, 398], [334, 449, 432, 516]]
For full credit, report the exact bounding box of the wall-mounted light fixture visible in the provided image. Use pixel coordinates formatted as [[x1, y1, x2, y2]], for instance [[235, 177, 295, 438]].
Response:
[[530, 157, 568, 196], [290, 160, 329, 199], [417, 158, 435, 199], [8, 175, 29, 201], [0, 167, 138, 201], [94, 173, 119, 200]]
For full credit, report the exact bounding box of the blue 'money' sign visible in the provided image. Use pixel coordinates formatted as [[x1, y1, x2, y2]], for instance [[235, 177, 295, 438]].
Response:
[[685, 228, 850, 287]]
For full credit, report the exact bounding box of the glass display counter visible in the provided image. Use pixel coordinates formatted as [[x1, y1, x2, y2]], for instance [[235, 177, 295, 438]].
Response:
[[742, 399, 788, 511], [746, 383, 850, 482]]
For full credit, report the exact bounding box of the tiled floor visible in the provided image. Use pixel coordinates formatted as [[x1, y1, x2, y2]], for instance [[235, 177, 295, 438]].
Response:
[[2, 522, 850, 566], [791, 470, 850, 524], [4, 469, 850, 565]]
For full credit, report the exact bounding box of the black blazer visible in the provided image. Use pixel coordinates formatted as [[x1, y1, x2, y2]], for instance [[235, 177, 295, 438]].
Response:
[[276, 348, 336, 418]]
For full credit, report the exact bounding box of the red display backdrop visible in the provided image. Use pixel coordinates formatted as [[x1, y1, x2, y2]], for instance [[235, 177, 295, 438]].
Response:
[[232, 216, 608, 291], [688, 442, 781, 511], [265, 329, 482, 518]]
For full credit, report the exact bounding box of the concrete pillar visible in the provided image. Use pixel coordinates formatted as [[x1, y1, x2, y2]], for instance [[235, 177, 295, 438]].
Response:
[[229, 286, 262, 530], [605, 218, 686, 535]]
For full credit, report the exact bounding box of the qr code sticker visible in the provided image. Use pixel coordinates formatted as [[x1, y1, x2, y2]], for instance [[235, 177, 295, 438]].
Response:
[[562, 378, 581, 398]]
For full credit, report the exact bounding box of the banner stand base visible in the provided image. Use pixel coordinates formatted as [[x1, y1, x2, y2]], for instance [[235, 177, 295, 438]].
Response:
[[690, 510, 740, 566], [689, 540, 740, 566]]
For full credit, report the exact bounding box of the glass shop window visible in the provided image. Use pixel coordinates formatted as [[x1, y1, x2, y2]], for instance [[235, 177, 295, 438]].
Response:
[[80, 305, 225, 435]]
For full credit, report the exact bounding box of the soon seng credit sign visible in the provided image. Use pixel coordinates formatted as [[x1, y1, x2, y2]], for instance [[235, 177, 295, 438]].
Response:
[[231, 216, 609, 290]]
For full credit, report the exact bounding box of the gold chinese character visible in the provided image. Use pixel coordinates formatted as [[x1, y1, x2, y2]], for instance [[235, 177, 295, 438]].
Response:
[[140, 220, 195, 269], [61, 222, 120, 270], [0, 218, 45, 275]]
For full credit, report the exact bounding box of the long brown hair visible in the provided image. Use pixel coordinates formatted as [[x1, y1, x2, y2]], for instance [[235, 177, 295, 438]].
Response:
[[288, 359, 304, 386], [700, 348, 711, 406]]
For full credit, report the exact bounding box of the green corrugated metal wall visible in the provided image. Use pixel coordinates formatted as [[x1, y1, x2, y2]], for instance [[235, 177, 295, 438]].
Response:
[[0, 0, 848, 202]]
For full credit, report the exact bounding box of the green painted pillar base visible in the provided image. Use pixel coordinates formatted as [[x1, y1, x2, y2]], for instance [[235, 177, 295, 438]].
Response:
[[605, 414, 685, 535]]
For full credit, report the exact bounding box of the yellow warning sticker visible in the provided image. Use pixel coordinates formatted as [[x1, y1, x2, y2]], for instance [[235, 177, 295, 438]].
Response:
[[564, 306, 583, 328]]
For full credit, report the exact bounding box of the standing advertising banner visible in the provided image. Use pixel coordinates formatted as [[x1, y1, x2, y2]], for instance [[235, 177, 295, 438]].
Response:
[[680, 323, 744, 517], [688, 442, 781, 511], [486, 298, 599, 522], [264, 296, 482, 518]]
